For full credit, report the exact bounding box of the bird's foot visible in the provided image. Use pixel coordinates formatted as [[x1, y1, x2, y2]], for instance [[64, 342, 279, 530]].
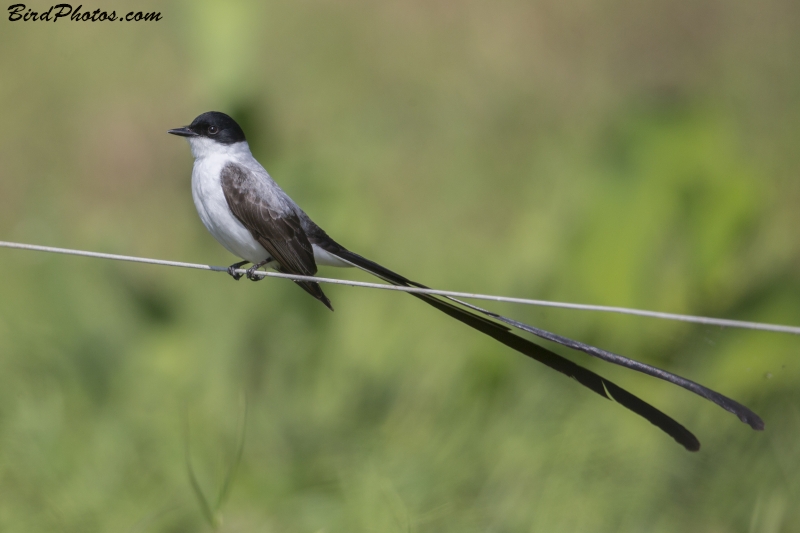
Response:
[[246, 260, 270, 281], [227, 260, 250, 281]]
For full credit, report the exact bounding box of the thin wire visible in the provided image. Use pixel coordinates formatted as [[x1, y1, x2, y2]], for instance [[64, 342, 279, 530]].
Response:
[[2, 239, 799, 335]]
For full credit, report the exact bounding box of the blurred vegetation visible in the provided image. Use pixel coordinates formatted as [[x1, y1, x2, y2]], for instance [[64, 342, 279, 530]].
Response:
[[1, 0, 800, 531]]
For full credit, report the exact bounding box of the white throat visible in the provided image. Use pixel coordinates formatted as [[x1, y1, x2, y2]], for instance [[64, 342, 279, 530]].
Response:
[[187, 137, 252, 160]]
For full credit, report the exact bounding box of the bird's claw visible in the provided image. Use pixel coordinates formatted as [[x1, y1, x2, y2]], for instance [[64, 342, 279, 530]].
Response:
[[246, 265, 263, 281], [226, 261, 249, 281]]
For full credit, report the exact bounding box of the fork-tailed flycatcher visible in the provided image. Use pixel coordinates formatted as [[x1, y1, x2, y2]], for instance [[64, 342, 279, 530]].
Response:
[[169, 111, 763, 451]]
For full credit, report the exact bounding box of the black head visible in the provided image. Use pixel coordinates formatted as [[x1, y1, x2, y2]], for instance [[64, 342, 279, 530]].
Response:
[[168, 111, 246, 145]]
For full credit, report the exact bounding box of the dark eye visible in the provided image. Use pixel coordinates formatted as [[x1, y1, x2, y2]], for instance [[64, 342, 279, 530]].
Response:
[[208, 125, 219, 135]]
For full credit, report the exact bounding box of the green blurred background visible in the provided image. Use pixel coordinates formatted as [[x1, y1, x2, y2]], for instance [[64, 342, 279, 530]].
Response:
[[1, 1, 800, 531]]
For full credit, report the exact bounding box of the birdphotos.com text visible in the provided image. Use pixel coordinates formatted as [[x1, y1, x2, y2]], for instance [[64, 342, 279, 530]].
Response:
[[7, 4, 161, 22]]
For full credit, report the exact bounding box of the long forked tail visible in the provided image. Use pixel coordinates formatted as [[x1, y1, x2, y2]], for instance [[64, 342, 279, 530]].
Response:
[[330, 248, 764, 449], [331, 250, 698, 450]]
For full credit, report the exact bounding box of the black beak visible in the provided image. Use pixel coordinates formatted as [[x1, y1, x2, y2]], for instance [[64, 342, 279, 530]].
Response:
[[167, 126, 198, 137]]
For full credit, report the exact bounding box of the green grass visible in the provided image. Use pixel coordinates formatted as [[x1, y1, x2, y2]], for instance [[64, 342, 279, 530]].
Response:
[[1, 1, 800, 531]]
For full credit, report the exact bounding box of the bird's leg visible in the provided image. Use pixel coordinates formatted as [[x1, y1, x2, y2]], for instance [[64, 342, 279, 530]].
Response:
[[246, 260, 271, 281], [227, 260, 250, 281]]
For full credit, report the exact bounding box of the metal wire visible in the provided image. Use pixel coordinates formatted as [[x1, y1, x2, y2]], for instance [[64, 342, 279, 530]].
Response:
[[2, 239, 799, 335]]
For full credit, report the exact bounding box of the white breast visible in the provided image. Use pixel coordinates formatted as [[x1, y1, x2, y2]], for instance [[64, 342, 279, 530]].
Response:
[[190, 141, 271, 264]]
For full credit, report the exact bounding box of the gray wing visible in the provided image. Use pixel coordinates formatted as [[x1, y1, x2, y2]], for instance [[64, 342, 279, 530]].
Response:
[[221, 162, 317, 276], [221, 163, 332, 309]]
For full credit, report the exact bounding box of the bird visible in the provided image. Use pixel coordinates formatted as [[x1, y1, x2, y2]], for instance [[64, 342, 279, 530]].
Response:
[[169, 111, 763, 451]]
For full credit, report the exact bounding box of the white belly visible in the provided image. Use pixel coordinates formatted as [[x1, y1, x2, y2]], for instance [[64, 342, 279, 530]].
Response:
[[312, 244, 352, 268], [190, 149, 353, 270], [191, 156, 271, 264]]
